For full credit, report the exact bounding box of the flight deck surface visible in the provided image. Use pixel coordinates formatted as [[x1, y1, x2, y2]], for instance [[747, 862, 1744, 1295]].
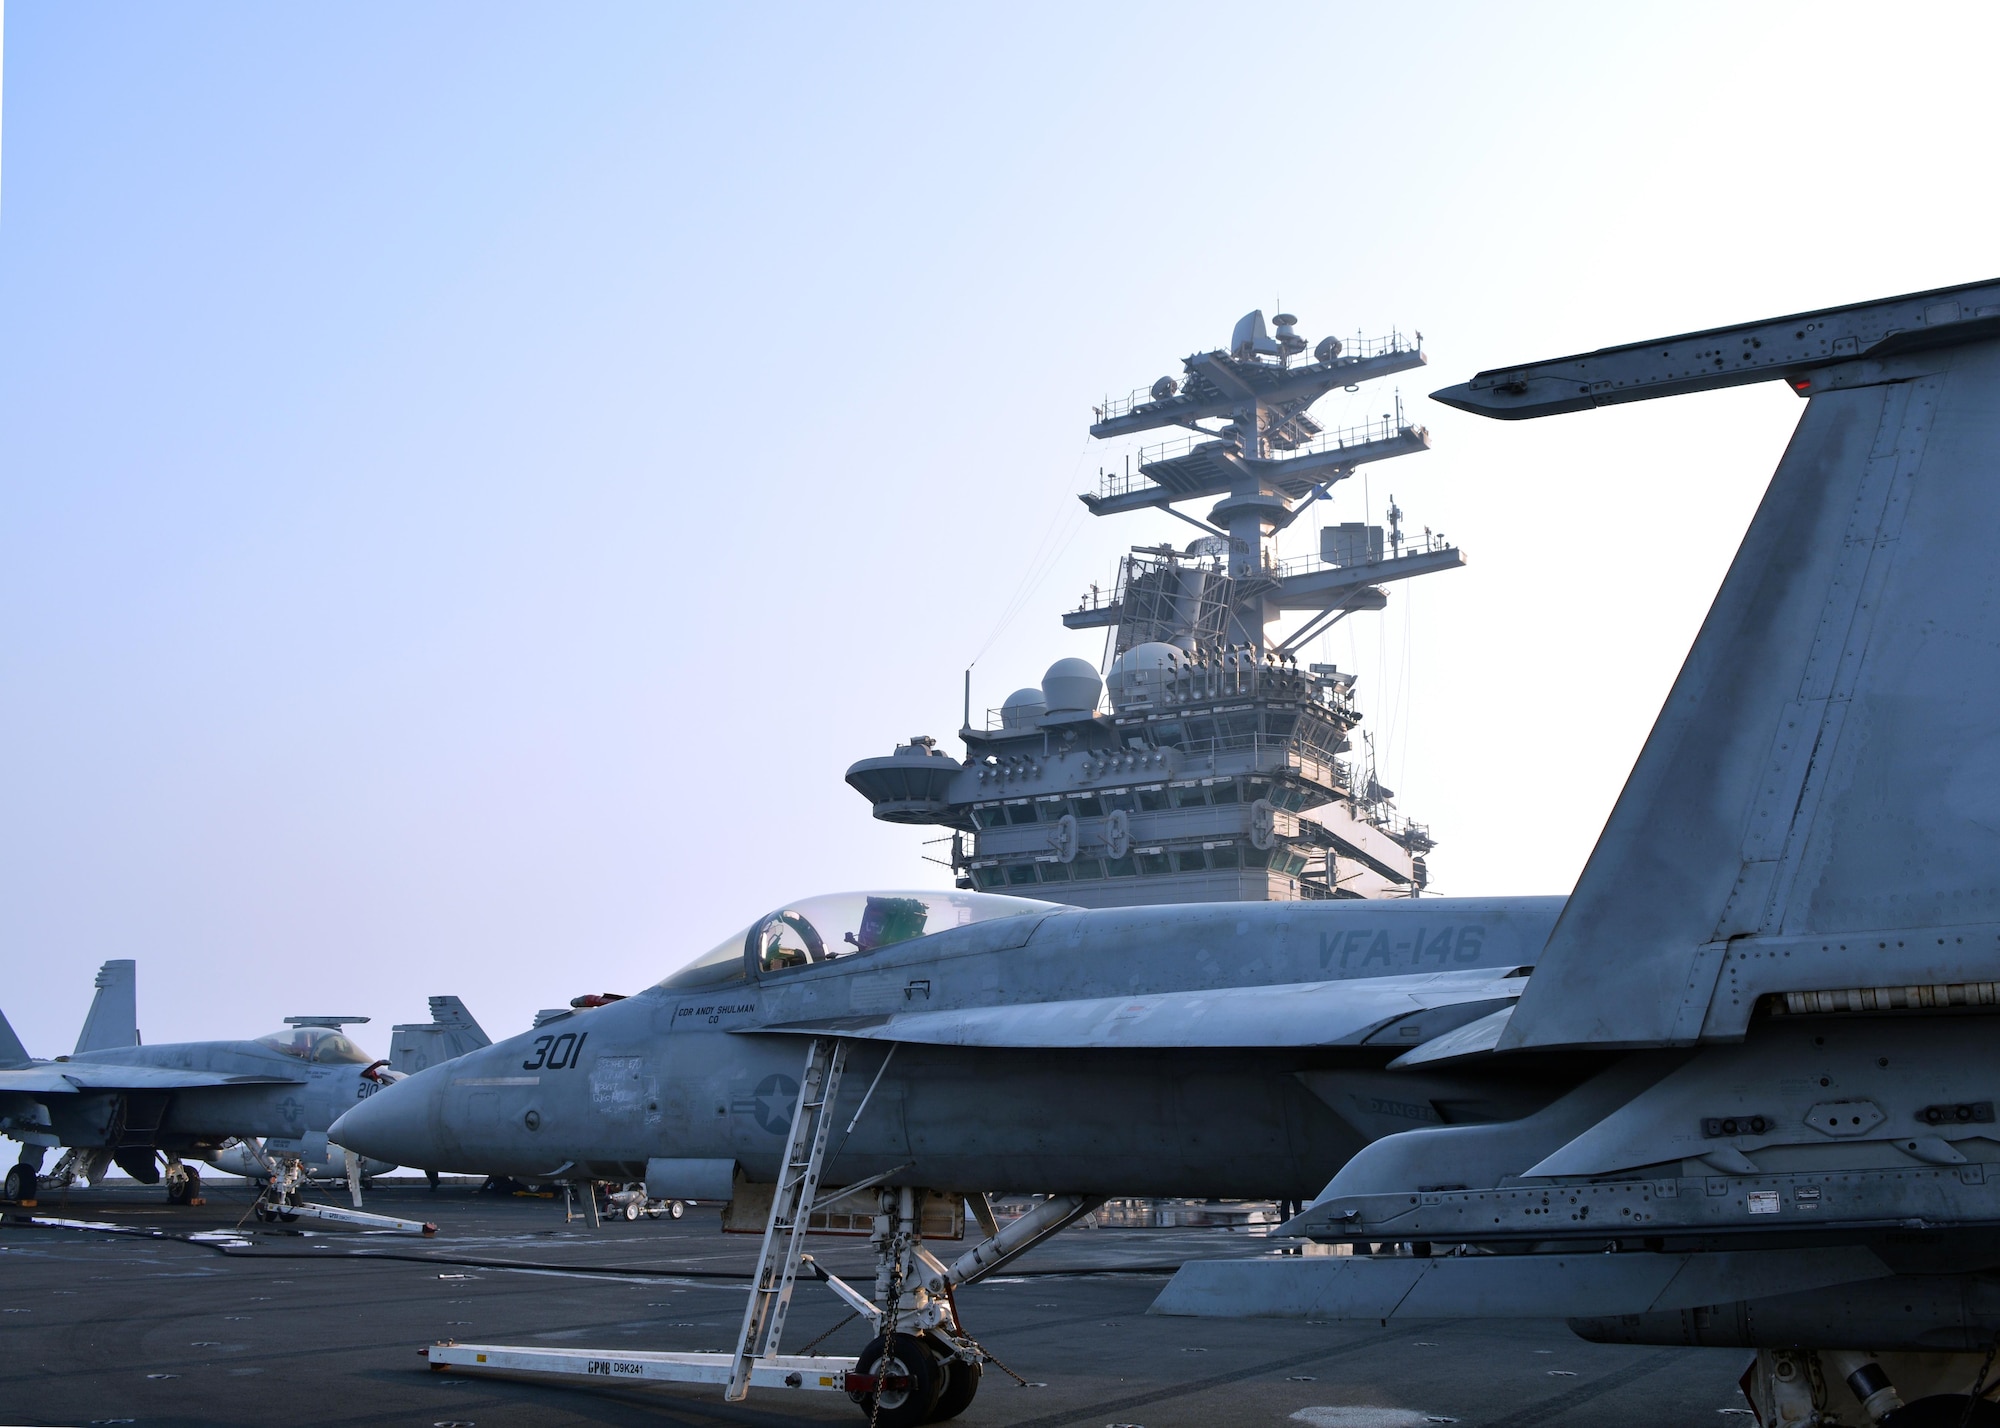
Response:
[[2, 1182, 1749, 1427]]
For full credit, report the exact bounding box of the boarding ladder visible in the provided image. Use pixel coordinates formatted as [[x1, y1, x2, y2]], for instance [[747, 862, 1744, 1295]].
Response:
[[725, 1036, 848, 1401]]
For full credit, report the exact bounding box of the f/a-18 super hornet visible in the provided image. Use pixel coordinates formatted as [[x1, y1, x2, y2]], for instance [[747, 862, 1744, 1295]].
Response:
[[0, 961, 472, 1217], [202, 995, 491, 1189], [1153, 278, 2000, 1428], [330, 888, 1564, 1421]]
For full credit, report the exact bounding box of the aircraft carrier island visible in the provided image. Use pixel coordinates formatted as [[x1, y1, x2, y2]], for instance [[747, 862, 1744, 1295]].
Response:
[[847, 310, 1459, 905]]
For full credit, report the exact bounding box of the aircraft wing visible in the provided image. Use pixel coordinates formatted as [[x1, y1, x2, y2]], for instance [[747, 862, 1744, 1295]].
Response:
[[0, 1064, 306, 1095], [756, 967, 1525, 1050]]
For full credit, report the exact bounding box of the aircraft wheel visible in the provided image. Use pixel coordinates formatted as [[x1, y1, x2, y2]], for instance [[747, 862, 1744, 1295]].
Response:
[[166, 1176, 189, 1205], [253, 1203, 276, 1223], [669, 1200, 685, 1219], [848, 1332, 942, 1428], [623, 1202, 640, 1221], [3, 1165, 35, 1202], [426, 1169, 440, 1190], [1883, 1396, 2000, 1428], [926, 1352, 981, 1422]]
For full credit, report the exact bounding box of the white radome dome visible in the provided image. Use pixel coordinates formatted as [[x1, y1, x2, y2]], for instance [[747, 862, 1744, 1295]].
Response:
[[1041, 657, 1104, 714], [1107, 641, 1182, 710], [1000, 687, 1047, 730]]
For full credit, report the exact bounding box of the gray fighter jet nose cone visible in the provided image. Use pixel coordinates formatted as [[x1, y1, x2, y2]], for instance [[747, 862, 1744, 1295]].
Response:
[[328, 1077, 426, 1167]]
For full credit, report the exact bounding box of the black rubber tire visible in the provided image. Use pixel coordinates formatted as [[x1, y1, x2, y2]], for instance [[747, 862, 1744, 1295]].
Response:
[[3, 1165, 33, 1202], [426, 1169, 440, 1190], [926, 1352, 982, 1422], [848, 1333, 942, 1428], [166, 1175, 189, 1205], [1883, 1396, 2000, 1428]]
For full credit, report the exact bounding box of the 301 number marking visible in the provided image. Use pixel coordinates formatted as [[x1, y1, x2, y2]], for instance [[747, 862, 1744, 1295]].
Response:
[[522, 1031, 588, 1071]]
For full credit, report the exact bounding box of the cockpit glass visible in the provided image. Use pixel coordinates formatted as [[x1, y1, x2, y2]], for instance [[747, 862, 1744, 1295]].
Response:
[[255, 1027, 374, 1064], [657, 889, 1059, 990]]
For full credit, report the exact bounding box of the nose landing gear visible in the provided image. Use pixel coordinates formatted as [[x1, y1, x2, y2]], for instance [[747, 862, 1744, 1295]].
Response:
[[164, 1158, 204, 1205], [421, 1038, 1099, 1421]]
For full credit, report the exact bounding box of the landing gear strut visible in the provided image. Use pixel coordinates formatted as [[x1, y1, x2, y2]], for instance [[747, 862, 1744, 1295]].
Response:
[[1741, 1348, 2000, 1427], [164, 1157, 204, 1205], [814, 1185, 1102, 1424]]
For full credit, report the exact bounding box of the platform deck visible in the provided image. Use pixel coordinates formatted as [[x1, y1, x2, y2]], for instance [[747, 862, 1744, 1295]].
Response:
[[1, 1180, 1749, 1426]]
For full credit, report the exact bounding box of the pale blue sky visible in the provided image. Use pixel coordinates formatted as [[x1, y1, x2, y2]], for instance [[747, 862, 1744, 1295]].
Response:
[[4, 4, 1997, 1051]]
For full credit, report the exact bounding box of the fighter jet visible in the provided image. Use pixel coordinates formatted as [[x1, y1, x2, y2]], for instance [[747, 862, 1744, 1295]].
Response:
[[331, 888, 1564, 1420], [1151, 278, 2000, 1428], [0, 961, 468, 1207]]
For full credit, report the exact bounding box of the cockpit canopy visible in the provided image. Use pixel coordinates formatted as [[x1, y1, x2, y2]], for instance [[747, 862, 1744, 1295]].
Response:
[[255, 1026, 374, 1064], [660, 889, 1059, 990]]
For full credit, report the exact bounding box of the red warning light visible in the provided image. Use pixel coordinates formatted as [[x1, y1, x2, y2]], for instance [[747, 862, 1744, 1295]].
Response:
[[1791, 377, 1812, 393]]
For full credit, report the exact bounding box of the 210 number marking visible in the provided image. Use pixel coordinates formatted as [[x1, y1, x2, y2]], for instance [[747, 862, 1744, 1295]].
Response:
[[522, 1031, 588, 1071]]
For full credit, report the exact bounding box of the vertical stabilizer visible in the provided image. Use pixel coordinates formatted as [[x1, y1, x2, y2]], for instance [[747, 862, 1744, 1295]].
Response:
[[1464, 290, 2000, 1050], [73, 959, 139, 1054], [0, 1008, 30, 1068], [389, 995, 492, 1074]]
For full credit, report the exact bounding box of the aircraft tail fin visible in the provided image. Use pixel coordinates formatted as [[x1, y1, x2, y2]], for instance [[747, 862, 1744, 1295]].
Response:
[[1460, 283, 2000, 1050], [0, 1008, 31, 1068], [389, 995, 492, 1074], [73, 959, 139, 1055]]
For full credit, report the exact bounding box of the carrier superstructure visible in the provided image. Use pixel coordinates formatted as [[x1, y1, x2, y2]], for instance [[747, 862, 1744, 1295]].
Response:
[[848, 310, 1462, 906]]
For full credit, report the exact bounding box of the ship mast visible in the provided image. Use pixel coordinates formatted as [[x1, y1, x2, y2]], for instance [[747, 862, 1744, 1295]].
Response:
[[848, 308, 1463, 904], [1076, 310, 1458, 658]]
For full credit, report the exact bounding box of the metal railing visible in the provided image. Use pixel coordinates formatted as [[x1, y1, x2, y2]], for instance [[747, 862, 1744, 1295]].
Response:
[[1282, 414, 1426, 461], [1268, 529, 1457, 579], [1135, 431, 1228, 469], [1128, 415, 1424, 475], [1093, 467, 1170, 501], [1092, 331, 1421, 426]]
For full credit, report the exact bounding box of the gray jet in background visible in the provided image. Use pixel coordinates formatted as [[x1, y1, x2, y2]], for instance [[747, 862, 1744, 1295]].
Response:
[[202, 995, 492, 1189], [0, 962, 485, 1206]]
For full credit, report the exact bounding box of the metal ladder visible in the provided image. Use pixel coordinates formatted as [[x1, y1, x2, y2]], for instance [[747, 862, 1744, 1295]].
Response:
[[726, 1036, 848, 1401]]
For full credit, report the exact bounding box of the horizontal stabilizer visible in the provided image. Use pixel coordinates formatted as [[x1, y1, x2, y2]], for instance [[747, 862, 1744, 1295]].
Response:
[[74, 959, 138, 1055], [1149, 1245, 1891, 1321], [1479, 287, 2000, 1049], [759, 968, 1526, 1050], [0, 1009, 30, 1069]]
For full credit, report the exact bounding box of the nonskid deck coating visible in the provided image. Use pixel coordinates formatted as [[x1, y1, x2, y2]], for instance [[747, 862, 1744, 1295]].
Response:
[[1, 1182, 1748, 1427]]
